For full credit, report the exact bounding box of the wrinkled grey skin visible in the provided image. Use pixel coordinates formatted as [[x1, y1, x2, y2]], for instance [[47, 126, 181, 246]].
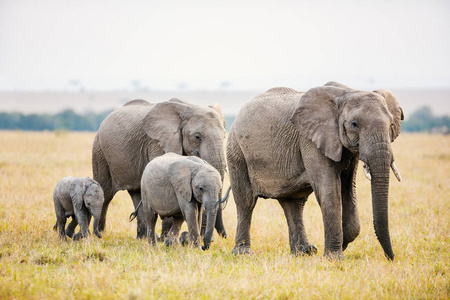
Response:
[[53, 176, 104, 241], [227, 82, 403, 260], [141, 153, 223, 250], [92, 98, 227, 239]]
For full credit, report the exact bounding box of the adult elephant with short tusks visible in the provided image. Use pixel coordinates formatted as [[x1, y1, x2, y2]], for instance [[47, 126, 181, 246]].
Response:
[[227, 82, 403, 260], [93, 98, 228, 239]]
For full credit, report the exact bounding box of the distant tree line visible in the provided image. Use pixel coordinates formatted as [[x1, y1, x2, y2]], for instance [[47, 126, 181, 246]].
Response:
[[0, 106, 448, 132], [0, 109, 113, 131], [401, 106, 450, 133]]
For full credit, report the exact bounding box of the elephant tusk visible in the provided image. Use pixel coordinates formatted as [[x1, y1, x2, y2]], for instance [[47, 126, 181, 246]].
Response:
[[391, 161, 402, 182], [363, 163, 372, 181]]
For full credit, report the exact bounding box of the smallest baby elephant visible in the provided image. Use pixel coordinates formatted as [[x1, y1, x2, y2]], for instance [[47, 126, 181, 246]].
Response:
[[53, 176, 104, 241], [140, 153, 229, 250]]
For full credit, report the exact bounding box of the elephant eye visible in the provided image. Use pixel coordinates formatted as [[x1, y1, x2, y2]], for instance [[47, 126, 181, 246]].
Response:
[[351, 121, 358, 128], [194, 133, 202, 141], [198, 186, 203, 192]]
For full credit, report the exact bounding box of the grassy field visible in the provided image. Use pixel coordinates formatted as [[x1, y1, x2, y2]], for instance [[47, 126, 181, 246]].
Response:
[[0, 131, 448, 299]]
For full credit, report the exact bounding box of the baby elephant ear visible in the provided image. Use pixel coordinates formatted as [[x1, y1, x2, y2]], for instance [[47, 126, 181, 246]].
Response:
[[70, 179, 86, 211], [168, 159, 196, 203], [373, 89, 404, 142], [290, 86, 347, 162], [143, 99, 191, 154]]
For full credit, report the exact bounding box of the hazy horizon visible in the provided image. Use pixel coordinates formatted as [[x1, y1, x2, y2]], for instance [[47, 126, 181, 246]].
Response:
[[1, 88, 449, 120]]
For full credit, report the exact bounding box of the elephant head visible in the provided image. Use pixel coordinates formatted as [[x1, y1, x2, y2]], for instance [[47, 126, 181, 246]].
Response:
[[291, 83, 403, 260], [143, 99, 227, 180], [169, 158, 224, 250], [70, 179, 104, 238]]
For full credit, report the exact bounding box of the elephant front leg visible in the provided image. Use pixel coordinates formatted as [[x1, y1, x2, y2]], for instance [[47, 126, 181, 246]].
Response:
[[74, 210, 90, 240], [341, 158, 361, 251], [278, 197, 317, 255], [316, 185, 344, 259], [183, 202, 201, 247], [214, 203, 227, 238]]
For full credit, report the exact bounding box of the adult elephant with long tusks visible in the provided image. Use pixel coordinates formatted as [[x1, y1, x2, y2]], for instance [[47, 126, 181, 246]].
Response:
[[227, 82, 403, 260], [93, 98, 228, 239]]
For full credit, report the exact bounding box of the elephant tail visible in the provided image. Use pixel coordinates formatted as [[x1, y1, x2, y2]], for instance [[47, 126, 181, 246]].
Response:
[[53, 222, 58, 231], [129, 200, 142, 222]]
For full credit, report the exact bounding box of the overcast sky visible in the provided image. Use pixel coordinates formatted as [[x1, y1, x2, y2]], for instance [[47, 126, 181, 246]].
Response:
[[0, 0, 449, 91]]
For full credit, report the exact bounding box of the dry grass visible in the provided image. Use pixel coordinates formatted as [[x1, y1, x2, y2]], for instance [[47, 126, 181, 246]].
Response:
[[0, 131, 448, 299]]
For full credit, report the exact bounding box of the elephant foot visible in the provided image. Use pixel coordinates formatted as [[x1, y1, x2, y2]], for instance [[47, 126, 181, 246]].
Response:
[[136, 226, 147, 240], [98, 220, 106, 232], [156, 233, 164, 242], [73, 230, 90, 241], [94, 230, 102, 239], [180, 232, 189, 246], [73, 232, 83, 241], [65, 229, 75, 238], [232, 244, 254, 255], [164, 236, 179, 247], [216, 229, 227, 239], [292, 244, 318, 256], [324, 249, 344, 260]]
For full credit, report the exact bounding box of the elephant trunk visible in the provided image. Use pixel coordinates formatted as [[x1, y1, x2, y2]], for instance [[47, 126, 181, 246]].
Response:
[[363, 137, 395, 260], [209, 157, 226, 182], [203, 148, 228, 239], [92, 210, 102, 238], [202, 204, 218, 250]]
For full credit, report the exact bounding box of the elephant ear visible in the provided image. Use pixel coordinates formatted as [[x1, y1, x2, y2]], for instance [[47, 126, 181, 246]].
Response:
[[143, 99, 191, 154], [169, 159, 197, 203], [70, 179, 87, 211], [291, 86, 347, 162], [209, 103, 226, 129], [373, 89, 404, 142]]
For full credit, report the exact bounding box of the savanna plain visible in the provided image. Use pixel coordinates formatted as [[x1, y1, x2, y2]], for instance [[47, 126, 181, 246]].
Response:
[[0, 131, 448, 299]]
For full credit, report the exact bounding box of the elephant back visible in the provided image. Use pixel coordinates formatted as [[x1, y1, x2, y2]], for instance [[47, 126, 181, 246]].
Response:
[[122, 99, 153, 107]]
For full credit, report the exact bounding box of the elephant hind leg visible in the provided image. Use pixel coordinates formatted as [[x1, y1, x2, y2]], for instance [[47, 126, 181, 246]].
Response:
[[146, 209, 158, 246], [159, 217, 173, 242], [65, 217, 78, 238], [278, 197, 317, 255], [129, 190, 147, 239], [165, 217, 184, 247], [228, 135, 257, 255], [92, 139, 116, 232]]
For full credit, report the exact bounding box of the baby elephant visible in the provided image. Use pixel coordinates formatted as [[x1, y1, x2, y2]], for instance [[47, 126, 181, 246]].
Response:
[[141, 153, 228, 250], [53, 176, 104, 240]]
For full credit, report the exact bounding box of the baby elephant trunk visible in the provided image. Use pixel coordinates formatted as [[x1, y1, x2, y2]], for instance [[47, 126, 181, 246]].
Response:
[[202, 207, 217, 250], [202, 187, 231, 250], [92, 210, 102, 238]]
